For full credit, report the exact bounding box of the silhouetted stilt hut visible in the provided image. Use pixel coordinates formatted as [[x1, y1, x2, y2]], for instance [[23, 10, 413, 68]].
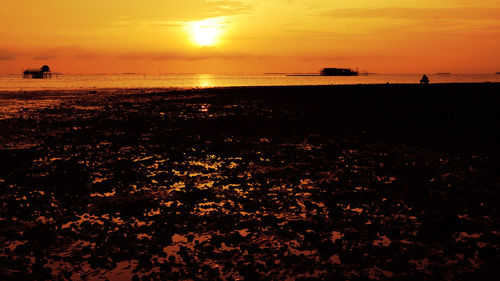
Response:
[[23, 65, 52, 79], [320, 68, 358, 76]]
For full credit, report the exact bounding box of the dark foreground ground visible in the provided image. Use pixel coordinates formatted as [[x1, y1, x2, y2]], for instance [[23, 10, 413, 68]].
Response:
[[0, 83, 499, 280]]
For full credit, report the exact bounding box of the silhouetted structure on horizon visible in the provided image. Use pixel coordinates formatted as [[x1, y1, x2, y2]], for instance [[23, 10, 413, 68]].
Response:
[[320, 68, 358, 76], [420, 74, 429, 84], [23, 65, 52, 79]]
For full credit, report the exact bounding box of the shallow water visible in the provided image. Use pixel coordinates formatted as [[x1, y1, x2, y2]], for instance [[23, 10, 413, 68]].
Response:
[[1, 73, 500, 91]]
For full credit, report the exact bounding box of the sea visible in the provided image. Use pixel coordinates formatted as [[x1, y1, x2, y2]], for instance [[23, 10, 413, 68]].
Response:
[[1, 73, 500, 91]]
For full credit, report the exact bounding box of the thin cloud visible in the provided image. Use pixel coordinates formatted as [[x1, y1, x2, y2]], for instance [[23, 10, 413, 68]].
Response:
[[109, 0, 254, 28], [29, 46, 103, 60], [32, 47, 70, 61], [0, 49, 16, 60], [203, 0, 254, 16], [74, 53, 102, 60], [118, 49, 255, 61], [298, 54, 356, 62], [111, 18, 184, 29], [324, 7, 500, 21], [33, 55, 58, 60]]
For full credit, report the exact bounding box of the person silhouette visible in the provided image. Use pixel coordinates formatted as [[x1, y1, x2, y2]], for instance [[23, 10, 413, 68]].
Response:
[[420, 74, 429, 84]]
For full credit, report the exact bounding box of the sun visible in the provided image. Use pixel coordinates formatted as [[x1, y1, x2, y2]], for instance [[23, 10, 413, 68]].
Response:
[[188, 19, 222, 47]]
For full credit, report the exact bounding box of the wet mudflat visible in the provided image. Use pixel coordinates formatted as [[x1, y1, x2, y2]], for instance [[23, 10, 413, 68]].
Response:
[[1, 84, 499, 280]]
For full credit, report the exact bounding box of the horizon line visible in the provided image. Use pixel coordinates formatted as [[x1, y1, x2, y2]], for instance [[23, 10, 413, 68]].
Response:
[[3, 72, 500, 76]]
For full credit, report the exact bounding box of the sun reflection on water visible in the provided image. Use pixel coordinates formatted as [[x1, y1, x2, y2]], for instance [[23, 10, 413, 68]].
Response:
[[197, 74, 214, 88]]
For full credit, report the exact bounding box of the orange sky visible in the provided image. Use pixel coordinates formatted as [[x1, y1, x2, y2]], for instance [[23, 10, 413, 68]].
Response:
[[1, 0, 499, 74]]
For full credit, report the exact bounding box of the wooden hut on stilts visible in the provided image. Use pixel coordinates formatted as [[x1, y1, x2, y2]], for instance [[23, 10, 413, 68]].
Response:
[[23, 65, 52, 79]]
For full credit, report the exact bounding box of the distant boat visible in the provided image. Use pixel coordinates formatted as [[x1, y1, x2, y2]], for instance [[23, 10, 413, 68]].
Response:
[[436, 72, 451, 75], [495, 72, 500, 75], [320, 68, 358, 76], [23, 65, 52, 79]]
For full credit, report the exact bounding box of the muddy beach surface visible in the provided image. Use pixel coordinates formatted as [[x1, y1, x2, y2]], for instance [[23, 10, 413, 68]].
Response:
[[1, 84, 499, 280]]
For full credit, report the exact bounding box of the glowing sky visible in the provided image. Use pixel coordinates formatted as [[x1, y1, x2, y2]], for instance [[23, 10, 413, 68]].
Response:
[[1, 0, 499, 74]]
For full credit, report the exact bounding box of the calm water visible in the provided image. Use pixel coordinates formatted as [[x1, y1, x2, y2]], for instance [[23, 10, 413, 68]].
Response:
[[1, 73, 500, 91]]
